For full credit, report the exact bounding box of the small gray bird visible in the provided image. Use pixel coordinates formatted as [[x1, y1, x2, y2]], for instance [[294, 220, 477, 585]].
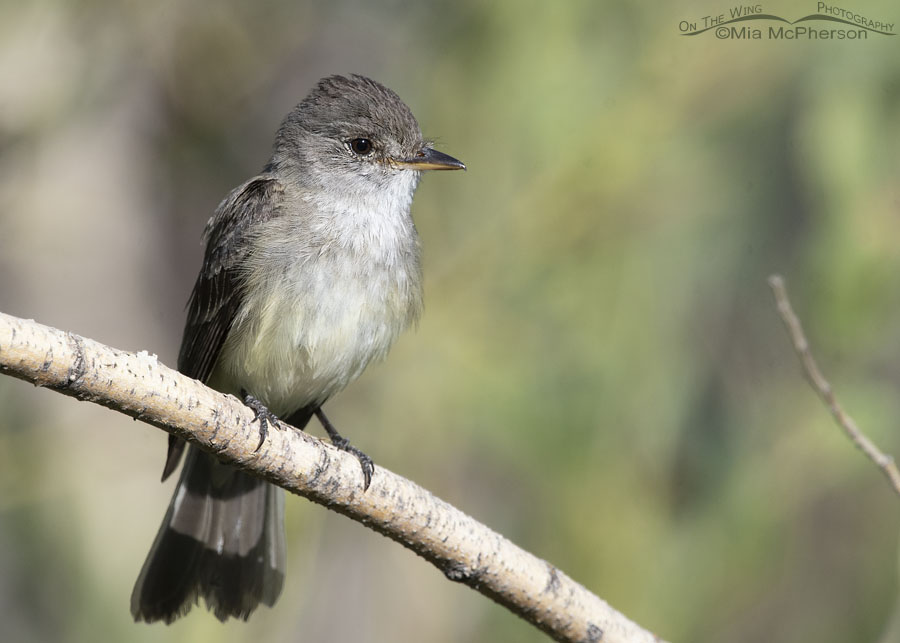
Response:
[[131, 74, 464, 623]]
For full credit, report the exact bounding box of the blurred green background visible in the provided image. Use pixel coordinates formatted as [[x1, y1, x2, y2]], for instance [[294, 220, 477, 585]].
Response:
[[2, 1, 900, 641]]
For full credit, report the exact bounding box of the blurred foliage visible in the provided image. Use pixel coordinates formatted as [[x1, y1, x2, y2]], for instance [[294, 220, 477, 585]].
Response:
[[1, 1, 900, 642]]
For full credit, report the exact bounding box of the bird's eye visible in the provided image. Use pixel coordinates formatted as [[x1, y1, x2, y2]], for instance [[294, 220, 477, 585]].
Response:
[[349, 138, 373, 156]]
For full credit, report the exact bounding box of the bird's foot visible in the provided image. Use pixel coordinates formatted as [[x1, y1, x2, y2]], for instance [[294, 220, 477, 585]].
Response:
[[315, 408, 374, 490], [241, 390, 281, 451]]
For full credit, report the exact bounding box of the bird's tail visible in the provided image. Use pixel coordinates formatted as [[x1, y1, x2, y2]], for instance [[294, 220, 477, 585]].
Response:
[[130, 446, 285, 623]]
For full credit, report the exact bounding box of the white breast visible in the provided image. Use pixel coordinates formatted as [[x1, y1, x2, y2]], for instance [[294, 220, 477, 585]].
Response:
[[207, 176, 423, 417]]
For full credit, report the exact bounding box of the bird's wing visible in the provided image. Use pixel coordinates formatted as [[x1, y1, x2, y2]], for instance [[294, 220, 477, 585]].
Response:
[[162, 176, 284, 481]]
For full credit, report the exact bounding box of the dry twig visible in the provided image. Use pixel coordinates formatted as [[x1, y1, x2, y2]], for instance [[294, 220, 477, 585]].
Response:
[[0, 310, 665, 643], [768, 274, 900, 498]]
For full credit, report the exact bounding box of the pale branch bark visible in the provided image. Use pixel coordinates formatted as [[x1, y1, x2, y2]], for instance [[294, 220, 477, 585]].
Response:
[[768, 275, 900, 499], [0, 311, 665, 643]]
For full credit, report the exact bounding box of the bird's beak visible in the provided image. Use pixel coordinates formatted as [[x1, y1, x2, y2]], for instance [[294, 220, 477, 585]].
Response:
[[395, 147, 466, 171]]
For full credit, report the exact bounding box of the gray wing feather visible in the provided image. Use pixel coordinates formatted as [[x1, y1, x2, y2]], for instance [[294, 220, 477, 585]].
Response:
[[177, 176, 284, 382]]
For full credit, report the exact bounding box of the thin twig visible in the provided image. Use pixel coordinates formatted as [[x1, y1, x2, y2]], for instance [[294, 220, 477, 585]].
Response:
[[0, 310, 665, 643], [768, 274, 900, 498]]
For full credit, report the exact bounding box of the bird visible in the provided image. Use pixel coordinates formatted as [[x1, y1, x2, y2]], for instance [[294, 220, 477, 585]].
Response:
[[131, 74, 465, 624]]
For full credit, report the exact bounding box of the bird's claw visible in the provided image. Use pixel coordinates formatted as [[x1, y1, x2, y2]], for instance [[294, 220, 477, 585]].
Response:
[[314, 408, 375, 490], [241, 390, 280, 451], [345, 445, 374, 491]]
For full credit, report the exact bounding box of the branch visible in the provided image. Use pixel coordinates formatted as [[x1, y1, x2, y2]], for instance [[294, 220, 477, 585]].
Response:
[[0, 311, 665, 643], [768, 275, 900, 498]]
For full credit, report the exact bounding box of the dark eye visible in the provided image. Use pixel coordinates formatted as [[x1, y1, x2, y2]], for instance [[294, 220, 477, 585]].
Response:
[[349, 138, 373, 155]]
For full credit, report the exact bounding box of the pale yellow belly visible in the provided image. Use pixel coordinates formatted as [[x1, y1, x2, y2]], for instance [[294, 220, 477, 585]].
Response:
[[207, 269, 416, 417]]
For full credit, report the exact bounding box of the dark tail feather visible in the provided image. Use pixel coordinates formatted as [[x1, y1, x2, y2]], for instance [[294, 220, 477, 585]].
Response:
[[131, 447, 286, 623]]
